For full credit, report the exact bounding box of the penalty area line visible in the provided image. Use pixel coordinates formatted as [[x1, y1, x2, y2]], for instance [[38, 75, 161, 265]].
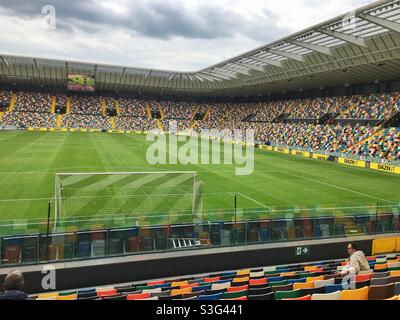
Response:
[[237, 192, 272, 210]]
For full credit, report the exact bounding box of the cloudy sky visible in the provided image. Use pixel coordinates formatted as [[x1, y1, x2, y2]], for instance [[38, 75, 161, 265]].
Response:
[[0, 0, 374, 71]]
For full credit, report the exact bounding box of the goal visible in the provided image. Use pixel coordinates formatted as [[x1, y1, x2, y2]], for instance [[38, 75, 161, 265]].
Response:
[[54, 171, 203, 227]]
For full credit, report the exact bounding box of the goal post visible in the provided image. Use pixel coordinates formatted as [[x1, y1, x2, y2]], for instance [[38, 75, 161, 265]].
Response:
[[54, 171, 204, 228]]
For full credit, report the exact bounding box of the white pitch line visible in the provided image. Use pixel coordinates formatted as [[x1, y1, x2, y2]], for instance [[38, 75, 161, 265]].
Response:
[[237, 192, 272, 210], [283, 171, 397, 205]]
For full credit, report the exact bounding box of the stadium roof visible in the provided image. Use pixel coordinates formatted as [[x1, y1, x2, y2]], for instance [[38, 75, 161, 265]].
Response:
[[1, 0, 400, 97]]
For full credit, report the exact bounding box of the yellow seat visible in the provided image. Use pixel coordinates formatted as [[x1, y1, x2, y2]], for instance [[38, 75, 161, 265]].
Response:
[[374, 263, 388, 271], [293, 282, 314, 290], [57, 294, 78, 300], [386, 296, 398, 301], [281, 271, 296, 277], [171, 280, 188, 287], [236, 270, 250, 276], [171, 287, 192, 296], [341, 286, 369, 300], [304, 266, 319, 272], [38, 292, 58, 299], [232, 277, 249, 283], [390, 270, 400, 277], [306, 275, 324, 283]]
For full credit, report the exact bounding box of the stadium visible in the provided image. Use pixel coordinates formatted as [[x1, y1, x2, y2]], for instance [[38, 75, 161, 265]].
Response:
[[0, 0, 399, 305]]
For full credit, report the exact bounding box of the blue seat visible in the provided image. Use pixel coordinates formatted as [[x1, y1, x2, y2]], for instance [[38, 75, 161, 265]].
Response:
[[276, 268, 291, 273], [193, 285, 211, 292], [288, 278, 306, 284], [154, 283, 171, 289], [324, 284, 344, 294], [221, 272, 236, 278], [216, 279, 232, 284], [198, 293, 223, 301], [78, 288, 96, 295], [267, 276, 284, 282]]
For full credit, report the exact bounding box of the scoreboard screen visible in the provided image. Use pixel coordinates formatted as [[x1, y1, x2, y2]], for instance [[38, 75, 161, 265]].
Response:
[[67, 74, 95, 92]]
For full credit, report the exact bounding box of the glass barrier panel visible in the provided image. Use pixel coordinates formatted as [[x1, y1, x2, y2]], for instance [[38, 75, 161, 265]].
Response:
[[270, 219, 291, 242], [293, 218, 314, 240], [334, 216, 356, 237], [314, 217, 335, 239], [140, 225, 169, 252], [107, 228, 137, 256], [247, 220, 270, 244], [354, 215, 375, 235], [39, 232, 76, 263], [1, 235, 40, 266]]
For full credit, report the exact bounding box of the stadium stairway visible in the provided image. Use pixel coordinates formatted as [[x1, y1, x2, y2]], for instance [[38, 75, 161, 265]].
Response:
[[156, 102, 165, 119], [51, 96, 56, 114], [190, 121, 198, 130], [29, 252, 400, 300], [56, 115, 63, 128], [146, 102, 152, 119], [204, 106, 212, 121], [115, 99, 121, 116], [8, 93, 16, 113], [190, 106, 201, 121], [157, 119, 164, 131], [110, 117, 116, 129], [66, 97, 71, 114], [102, 98, 107, 116]]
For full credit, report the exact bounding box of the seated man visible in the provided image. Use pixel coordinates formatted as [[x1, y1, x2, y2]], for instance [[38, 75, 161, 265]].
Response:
[[0, 270, 29, 300], [339, 243, 371, 276]]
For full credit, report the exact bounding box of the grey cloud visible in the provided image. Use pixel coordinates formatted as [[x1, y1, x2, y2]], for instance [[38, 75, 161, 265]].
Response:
[[0, 0, 287, 41]]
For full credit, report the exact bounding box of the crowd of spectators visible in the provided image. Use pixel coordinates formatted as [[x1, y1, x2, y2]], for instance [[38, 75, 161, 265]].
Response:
[[0, 90, 12, 107]]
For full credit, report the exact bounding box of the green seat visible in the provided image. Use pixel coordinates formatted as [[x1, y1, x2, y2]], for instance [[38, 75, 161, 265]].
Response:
[[269, 280, 288, 287], [135, 285, 154, 290], [274, 289, 302, 300], [222, 290, 248, 299]]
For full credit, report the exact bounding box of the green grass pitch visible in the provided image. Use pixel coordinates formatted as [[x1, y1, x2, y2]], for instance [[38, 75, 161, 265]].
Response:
[[0, 131, 399, 235]]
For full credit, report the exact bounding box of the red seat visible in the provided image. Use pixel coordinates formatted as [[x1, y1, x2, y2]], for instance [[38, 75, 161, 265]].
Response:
[[127, 293, 151, 300], [97, 289, 118, 297], [227, 285, 249, 292], [249, 278, 267, 286]]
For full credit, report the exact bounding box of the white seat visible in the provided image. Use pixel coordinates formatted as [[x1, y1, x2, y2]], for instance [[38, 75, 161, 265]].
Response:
[[142, 287, 162, 294], [311, 291, 342, 300], [211, 282, 230, 291], [358, 270, 373, 275], [264, 266, 277, 272], [250, 271, 265, 278], [388, 262, 400, 269], [314, 278, 335, 288]]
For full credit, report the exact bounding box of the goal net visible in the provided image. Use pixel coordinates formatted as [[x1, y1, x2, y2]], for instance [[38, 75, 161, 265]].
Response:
[[54, 171, 203, 227]]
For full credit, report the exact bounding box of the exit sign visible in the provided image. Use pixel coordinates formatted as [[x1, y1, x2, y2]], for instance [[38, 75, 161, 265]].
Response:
[[295, 246, 310, 256]]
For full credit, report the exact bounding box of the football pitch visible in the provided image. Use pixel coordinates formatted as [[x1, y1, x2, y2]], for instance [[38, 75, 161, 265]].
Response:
[[0, 131, 399, 234]]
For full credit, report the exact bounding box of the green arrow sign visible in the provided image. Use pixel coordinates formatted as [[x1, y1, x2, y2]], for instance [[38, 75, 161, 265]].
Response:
[[295, 246, 310, 256]]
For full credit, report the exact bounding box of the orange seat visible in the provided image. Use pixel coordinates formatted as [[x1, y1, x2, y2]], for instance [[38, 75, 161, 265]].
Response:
[[171, 287, 192, 296], [341, 286, 369, 300], [293, 282, 314, 290], [97, 289, 118, 297], [127, 293, 151, 300], [249, 278, 267, 286], [374, 263, 388, 271], [236, 270, 250, 276], [227, 285, 248, 292], [171, 280, 189, 287], [280, 272, 296, 277], [223, 296, 248, 301], [306, 275, 324, 283], [390, 270, 400, 277], [203, 277, 220, 283]]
